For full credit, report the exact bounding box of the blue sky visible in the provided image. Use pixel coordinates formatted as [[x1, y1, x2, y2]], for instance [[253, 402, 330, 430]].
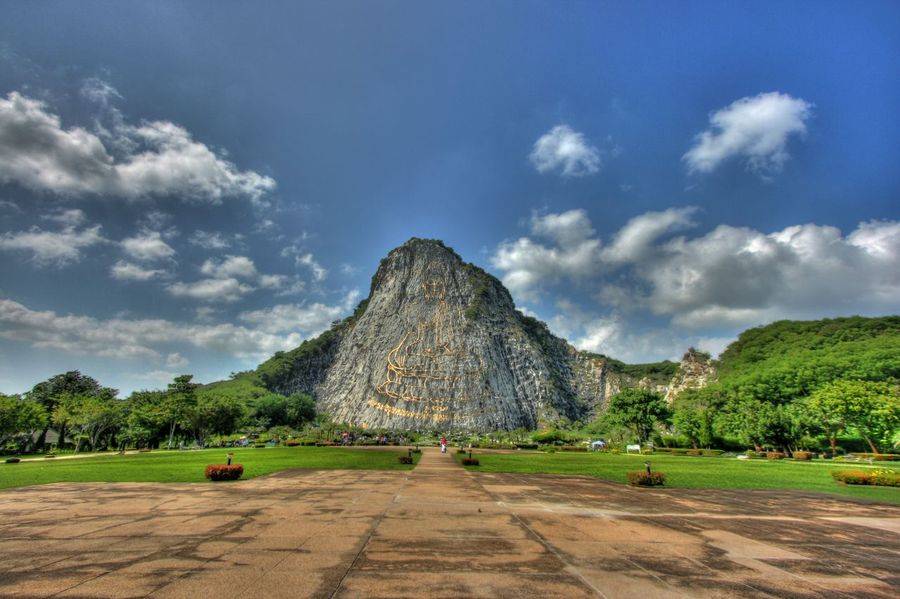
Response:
[[0, 1, 898, 395]]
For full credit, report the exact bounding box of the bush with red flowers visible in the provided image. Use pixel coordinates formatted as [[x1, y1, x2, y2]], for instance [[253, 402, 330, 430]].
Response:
[[627, 471, 666, 486], [204, 464, 244, 481]]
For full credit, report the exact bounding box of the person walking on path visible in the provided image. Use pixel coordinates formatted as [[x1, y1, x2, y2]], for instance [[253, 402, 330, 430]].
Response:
[[440, 436, 447, 453]]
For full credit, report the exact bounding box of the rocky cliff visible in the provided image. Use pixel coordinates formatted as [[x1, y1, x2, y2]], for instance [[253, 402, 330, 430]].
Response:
[[260, 238, 714, 431]]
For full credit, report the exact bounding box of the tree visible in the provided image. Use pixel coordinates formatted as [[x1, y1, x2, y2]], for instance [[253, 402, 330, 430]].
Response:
[[805, 379, 900, 453], [285, 393, 316, 428], [603, 389, 670, 443], [672, 389, 716, 448], [26, 372, 117, 449], [164, 375, 198, 449], [189, 395, 246, 443], [0, 394, 48, 450]]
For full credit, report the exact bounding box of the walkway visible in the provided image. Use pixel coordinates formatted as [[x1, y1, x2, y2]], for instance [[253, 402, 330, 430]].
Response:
[[0, 448, 897, 597]]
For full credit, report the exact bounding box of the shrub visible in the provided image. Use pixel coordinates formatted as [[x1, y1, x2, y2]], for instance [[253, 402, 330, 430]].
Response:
[[627, 471, 666, 486], [766, 451, 785, 460], [461, 457, 480, 466], [850, 453, 899, 461], [397, 456, 414, 465], [560, 445, 587, 452], [516, 443, 539, 450], [410, 448, 422, 454], [793, 451, 814, 461], [831, 469, 899, 487], [44, 453, 56, 458], [5, 457, 21, 463], [253, 443, 266, 448], [686, 449, 702, 456], [745, 451, 765, 459], [456, 448, 467, 454], [284, 440, 301, 447], [204, 464, 244, 481]]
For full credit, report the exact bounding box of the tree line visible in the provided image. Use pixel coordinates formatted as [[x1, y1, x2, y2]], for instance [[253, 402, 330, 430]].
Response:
[[0, 371, 316, 454]]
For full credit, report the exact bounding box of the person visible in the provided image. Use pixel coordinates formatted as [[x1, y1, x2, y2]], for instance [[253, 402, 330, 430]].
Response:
[[440, 435, 447, 453]]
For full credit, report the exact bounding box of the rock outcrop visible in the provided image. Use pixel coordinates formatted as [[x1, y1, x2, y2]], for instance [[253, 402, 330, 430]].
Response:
[[664, 348, 717, 403], [262, 238, 714, 431]]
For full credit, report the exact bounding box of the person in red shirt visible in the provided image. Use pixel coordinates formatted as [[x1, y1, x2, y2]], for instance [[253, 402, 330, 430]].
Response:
[[440, 436, 447, 453]]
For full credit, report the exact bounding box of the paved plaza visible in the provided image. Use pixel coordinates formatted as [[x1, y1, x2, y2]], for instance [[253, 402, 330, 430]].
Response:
[[0, 449, 897, 598]]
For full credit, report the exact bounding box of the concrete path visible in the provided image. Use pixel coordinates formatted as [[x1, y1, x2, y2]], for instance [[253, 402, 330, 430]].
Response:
[[0, 448, 897, 598]]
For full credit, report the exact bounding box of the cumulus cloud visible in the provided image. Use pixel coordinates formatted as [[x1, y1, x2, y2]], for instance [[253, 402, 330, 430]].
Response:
[[121, 230, 175, 262], [0, 296, 354, 362], [492, 208, 900, 341], [110, 260, 167, 281], [0, 223, 105, 266], [281, 245, 327, 281], [491, 209, 602, 298], [529, 125, 601, 177], [41, 208, 86, 227], [167, 277, 254, 303], [200, 255, 258, 279], [188, 230, 230, 250], [0, 90, 275, 202], [168, 254, 293, 301], [239, 290, 360, 335], [165, 352, 189, 368], [684, 92, 812, 175]]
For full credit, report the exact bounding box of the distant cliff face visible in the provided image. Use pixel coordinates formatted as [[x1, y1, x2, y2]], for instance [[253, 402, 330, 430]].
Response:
[[664, 348, 717, 403], [262, 238, 714, 431]]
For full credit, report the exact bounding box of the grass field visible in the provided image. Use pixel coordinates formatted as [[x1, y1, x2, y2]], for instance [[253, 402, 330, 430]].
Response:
[[457, 451, 900, 504], [0, 446, 418, 490]]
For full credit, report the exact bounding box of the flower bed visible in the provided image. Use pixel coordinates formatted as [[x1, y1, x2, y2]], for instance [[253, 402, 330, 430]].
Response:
[[831, 469, 899, 487], [766, 451, 785, 460], [204, 464, 244, 481], [627, 471, 666, 486], [397, 456, 414, 465], [849, 453, 899, 461], [792, 451, 814, 461]]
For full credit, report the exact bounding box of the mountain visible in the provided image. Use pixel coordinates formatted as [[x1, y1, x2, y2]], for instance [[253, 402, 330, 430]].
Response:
[[248, 238, 696, 431]]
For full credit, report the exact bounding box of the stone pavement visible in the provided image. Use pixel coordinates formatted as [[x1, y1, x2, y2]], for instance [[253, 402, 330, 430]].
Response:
[[0, 448, 897, 598]]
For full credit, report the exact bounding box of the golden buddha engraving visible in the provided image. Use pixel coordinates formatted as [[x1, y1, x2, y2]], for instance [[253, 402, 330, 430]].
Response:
[[369, 264, 487, 423]]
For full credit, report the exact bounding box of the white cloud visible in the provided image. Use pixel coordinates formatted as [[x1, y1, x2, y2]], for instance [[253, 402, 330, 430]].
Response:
[[490, 209, 602, 298], [0, 224, 105, 266], [41, 208, 86, 227], [110, 260, 166, 281], [167, 277, 254, 303], [239, 290, 360, 335], [121, 230, 175, 262], [200, 254, 258, 279], [188, 230, 230, 250], [165, 352, 189, 368], [282, 245, 327, 281], [0, 200, 21, 212], [601, 207, 697, 264], [529, 125, 601, 177], [492, 209, 900, 361], [0, 90, 275, 202], [684, 92, 812, 176], [0, 296, 353, 362]]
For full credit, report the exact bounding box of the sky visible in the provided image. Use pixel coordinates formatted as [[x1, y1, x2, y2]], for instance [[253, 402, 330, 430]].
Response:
[[0, 1, 898, 396]]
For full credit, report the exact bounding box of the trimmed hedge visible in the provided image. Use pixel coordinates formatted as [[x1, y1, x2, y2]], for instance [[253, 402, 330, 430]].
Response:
[[560, 445, 588, 452], [461, 457, 480, 466], [204, 464, 244, 481], [655, 448, 725, 457], [398, 456, 414, 465], [5, 457, 21, 463], [831, 469, 899, 487], [792, 451, 814, 461], [766, 452, 785, 460], [627, 471, 666, 486]]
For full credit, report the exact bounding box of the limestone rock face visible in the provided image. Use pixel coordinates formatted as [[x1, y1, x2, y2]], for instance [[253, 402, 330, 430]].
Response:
[[264, 238, 715, 431], [664, 348, 717, 403], [313, 239, 584, 431]]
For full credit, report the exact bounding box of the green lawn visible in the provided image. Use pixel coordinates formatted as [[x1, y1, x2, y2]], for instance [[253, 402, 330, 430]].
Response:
[[0, 446, 418, 490], [457, 451, 900, 504]]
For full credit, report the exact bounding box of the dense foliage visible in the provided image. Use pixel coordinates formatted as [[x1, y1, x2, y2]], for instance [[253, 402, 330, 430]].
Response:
[[667, 316, 900, 454], [0, 370, 318, 454]]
